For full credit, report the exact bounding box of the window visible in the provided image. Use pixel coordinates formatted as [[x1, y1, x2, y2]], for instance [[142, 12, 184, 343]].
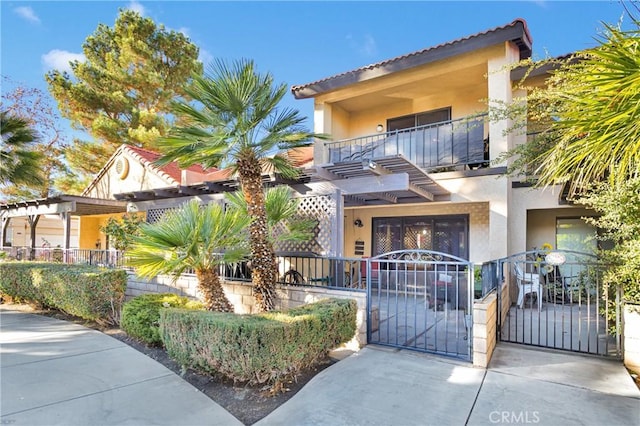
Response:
[[556, 218, 597, 255], [387, 107, 451, 132], [372, 215, 468, 259]]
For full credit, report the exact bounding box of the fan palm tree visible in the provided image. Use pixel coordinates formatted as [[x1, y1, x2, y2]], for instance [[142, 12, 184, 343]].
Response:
[[155, 59, 317, 311], [0, 111, 43, 186], [126, 200, 250, 312], [226, 186, 316, 248]]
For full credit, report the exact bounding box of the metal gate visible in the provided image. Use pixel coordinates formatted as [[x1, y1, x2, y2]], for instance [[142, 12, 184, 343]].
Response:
[[366, 250, 473, 361], [496, 250, 621, 358]]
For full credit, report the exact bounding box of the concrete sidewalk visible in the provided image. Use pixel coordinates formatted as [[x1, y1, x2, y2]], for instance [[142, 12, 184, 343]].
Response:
[[0, 305, 242, 426], [258, 345, 640, 426]]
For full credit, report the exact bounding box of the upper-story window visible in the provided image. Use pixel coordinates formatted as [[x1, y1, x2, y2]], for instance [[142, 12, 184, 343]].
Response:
[[387, 107, 451, 132]]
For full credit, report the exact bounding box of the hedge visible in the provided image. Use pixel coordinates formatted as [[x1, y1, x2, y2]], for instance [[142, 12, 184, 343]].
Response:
[[0, 262, 127, 324], [160, 298, 357, 387], [121, 293, 203, 346]]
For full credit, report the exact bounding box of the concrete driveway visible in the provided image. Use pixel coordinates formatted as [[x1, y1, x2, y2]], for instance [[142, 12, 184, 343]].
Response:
[[258, 344, 640, 426]]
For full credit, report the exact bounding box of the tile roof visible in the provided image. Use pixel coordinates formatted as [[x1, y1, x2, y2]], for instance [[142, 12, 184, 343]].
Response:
[[125, 145, 214, 182], [291, 18, 533, 99]]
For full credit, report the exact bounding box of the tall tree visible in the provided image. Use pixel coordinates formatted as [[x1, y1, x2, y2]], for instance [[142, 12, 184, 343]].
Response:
[[156, 59, 317, 311], [1, 77, 71, 198], [127, 200, 250, 312], [45, 9, 202, 184], [0, 111, 43, 188], [503, 16, 640, 196]]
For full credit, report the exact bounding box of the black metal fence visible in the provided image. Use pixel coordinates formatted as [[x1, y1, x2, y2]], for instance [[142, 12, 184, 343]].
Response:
[[366, 250, 473, 361], [497, 250, 621, 358], [1, 247, 125, 268], [325, 115, 488, 171]]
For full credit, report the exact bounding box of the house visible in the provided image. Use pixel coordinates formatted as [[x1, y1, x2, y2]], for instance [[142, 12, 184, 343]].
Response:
[[2, 19, 616, 363], [290, 18, 598, 264]]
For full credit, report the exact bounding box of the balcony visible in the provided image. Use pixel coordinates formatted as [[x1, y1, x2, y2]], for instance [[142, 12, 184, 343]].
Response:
[[325, 114, 488, 172]]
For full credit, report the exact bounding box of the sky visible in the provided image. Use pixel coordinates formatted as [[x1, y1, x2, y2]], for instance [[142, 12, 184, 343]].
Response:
[[0, 0, 631, 135]]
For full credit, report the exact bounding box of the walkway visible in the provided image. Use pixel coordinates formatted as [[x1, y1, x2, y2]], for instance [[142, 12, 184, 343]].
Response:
[[2, 304, 639, 426], [0, 305, 242, 425], [258, 345, 640, 425]]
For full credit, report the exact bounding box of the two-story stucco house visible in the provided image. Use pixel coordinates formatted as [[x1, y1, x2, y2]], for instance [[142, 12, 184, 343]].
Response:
[[289, 18, 598, 265]]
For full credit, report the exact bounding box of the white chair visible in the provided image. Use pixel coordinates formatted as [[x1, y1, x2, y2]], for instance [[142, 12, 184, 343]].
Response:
[[514, 264, 542, 311]]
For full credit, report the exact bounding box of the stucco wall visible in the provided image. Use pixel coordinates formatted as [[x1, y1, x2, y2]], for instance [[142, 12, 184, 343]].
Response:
[[5, 215, 79, 248]]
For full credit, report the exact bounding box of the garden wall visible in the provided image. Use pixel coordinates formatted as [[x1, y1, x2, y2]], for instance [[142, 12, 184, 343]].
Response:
[[126, 272, 367, 349]]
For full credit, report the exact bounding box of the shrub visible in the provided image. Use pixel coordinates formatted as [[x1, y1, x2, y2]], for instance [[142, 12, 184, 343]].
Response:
[[0, 262, 127, 324], [160, 298, 356, 387], [121, 293, 203, 346]]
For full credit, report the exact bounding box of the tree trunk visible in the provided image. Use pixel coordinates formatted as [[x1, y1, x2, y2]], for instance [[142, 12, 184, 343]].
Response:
[[195, 268, 234, 312], [238, 152, 277, 312]]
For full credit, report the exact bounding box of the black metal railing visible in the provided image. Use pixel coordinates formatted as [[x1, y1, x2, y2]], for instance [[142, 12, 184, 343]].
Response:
[[325, 114, 488, 171], [2, 247, 125, 268]]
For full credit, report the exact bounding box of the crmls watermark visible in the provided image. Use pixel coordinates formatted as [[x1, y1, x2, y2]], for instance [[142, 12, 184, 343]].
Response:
[[489, 411, 541, 424]]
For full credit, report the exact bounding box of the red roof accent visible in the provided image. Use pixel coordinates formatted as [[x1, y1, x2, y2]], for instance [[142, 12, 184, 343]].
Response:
[[125, 145, 215, 182]]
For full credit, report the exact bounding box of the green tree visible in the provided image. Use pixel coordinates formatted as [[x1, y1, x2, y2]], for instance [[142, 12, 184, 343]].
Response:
[[127, 200, 250, 312], [502, 17, 640, 196], [1, 77, 71, 199], [100, 213, 144, 251], [156, 59, 317, 311], [0, 111, 43, 188], [226, 186, 316, 248], [46, 9, 202, 185]]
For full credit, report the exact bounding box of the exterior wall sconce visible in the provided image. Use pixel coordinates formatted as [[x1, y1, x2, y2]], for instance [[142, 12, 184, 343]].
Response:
[[376, 124, 384, 132], [354, 219, 364, 228]]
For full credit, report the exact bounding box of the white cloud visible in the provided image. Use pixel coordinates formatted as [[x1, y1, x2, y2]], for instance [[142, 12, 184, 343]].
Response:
[[127, 1, 146, 16], [198, 48, 213, 66], [346, 33, 378, 57], [42, 50, 85, 73], [14, 6, 40, 24]]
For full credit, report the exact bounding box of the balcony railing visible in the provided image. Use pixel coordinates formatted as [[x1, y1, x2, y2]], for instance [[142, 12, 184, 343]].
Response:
[[325, 114, 488, 171]]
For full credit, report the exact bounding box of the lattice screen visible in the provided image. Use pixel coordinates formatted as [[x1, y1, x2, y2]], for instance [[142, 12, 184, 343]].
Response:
[[146, 208, 178, 224], [273, 194, 335, 255]]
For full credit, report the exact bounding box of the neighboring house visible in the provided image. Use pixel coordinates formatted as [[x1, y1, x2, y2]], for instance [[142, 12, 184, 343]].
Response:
[[289, 18, 598, 263]]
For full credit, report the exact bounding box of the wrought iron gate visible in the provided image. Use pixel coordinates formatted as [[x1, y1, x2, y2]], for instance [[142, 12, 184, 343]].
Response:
[[496, 250, 621, 358], [366, 250, 473, 361]]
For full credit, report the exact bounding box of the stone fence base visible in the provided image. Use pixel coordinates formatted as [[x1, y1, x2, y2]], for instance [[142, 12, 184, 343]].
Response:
[[126, 273, 366, 349]]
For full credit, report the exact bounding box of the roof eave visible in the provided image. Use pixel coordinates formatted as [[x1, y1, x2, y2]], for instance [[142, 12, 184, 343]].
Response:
[[292, 19, 533, 100]]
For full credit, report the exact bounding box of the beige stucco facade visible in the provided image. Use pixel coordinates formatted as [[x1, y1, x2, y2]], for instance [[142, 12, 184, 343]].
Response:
[[298, 20, 593, 263]]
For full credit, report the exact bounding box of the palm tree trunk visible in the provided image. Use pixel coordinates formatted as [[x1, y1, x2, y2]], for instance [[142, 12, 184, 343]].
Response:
[[195, 268, 234, 312], [238, 153, 277, 312]]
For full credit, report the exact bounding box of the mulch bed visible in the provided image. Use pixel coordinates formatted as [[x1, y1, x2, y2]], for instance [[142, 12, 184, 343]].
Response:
[[5, 303, 335, 425]]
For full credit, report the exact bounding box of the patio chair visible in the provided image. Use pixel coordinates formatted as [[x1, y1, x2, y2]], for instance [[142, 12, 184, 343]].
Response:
[[514, 264, 542, 311]]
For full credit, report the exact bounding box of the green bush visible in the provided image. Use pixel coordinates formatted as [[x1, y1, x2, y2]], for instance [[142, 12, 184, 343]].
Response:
[[0, 262, 127, 324], [121, 293, 203, 346], [160, 298, 357, 387]]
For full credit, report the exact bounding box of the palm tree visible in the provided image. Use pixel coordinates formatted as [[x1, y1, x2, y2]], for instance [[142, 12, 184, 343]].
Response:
[[155, 59, 317, 311], [0, 111, 43, 187], [226, 186, 316, 249], [126, 200, 250, 312]]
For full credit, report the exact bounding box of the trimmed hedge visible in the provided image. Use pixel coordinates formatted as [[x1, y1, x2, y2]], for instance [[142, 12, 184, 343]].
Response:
[[121, 293, 203, 346], [0, 262, 127, 324], [160, 298, 357, 386]]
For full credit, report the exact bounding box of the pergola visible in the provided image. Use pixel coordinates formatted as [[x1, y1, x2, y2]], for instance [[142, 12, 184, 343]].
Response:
[[0, 195, 127, 252]]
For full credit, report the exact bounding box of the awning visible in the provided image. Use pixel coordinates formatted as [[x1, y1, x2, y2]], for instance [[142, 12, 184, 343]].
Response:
[[0, 195, 127, 217], [308, 155, 450, 206]]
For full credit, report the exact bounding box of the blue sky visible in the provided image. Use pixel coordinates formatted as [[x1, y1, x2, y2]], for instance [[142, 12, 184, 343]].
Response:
[[0, 0, 629, 130]]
